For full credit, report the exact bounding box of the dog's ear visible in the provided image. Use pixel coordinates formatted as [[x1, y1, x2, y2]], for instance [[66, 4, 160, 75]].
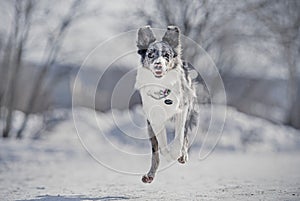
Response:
[[137, 26, 156, 56], [162, 26, 181, 57]]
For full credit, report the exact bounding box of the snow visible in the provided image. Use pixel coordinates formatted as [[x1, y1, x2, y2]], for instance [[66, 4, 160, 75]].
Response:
[[1, 106, 300, 200]]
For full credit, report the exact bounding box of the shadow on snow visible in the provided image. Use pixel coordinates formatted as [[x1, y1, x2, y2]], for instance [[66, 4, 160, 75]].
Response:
[[16, 194, 131, 201]]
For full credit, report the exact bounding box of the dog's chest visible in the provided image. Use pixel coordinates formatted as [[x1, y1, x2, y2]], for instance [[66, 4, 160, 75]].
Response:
[[135, 67, 182, 126]]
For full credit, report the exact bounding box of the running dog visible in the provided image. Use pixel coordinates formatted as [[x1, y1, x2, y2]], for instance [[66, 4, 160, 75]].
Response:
[[135, 26, 200, 183]]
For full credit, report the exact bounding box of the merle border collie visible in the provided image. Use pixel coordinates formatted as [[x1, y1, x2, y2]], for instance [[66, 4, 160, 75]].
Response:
[[135, 26, 201, 183]]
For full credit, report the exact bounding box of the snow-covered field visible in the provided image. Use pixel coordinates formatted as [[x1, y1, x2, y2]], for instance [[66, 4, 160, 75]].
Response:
[[1, 106, 300, 201]]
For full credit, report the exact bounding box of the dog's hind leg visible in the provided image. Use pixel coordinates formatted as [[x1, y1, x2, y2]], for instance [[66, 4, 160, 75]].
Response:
[[178, 123, 189, 164], [142, 121, 159, 183]]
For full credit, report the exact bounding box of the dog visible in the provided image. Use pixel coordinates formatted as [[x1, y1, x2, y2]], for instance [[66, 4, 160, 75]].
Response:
[[135, 26, 201, 183]]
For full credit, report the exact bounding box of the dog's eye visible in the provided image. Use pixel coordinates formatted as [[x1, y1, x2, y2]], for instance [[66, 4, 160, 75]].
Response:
[[148, 52, 154, 58], [163, 53, 169, 58]]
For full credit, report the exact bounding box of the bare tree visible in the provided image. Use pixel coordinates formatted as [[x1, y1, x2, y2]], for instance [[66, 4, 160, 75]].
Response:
[[0, 0, 101, 138], [0, 27, 14, 127], [1, 0, 34, 138], [15, 0, 84, 138]]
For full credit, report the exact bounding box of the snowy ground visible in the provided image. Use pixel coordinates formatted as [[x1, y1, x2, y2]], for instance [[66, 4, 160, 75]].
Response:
[[1, 106, 300, 201]]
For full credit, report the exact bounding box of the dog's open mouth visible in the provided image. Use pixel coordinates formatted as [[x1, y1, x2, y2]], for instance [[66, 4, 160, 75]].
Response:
[[154, 70, 163, 77]]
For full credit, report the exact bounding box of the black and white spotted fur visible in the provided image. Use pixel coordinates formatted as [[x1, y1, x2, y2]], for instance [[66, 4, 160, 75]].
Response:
[[135, 26, 199, 183]]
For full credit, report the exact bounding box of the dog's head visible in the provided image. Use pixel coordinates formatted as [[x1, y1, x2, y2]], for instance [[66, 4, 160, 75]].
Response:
[[137, 26, 181, 78]]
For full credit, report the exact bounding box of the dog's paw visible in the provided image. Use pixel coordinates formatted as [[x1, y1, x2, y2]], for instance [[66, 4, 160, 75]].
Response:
[[178, 153, 188, 164], [142, 175, 154, 183]]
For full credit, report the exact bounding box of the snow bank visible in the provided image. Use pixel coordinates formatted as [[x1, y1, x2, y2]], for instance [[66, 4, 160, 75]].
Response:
[[71, 105, 300, 154], [2, 105, 299, 162]]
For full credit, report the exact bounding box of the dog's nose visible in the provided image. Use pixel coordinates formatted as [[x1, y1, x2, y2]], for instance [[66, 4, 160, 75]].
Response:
[[154, 65, 162, 70], [154, 61, 162, 69], [154, 61, 161, 65]]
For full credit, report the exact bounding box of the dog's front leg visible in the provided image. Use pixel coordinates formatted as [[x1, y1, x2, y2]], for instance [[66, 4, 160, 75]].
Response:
[[142, 121, 160, 183], [170, 105, 189, 161]]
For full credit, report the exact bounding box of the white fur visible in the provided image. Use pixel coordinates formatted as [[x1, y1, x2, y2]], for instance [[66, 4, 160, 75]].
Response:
[[135, 66, 185, 160]]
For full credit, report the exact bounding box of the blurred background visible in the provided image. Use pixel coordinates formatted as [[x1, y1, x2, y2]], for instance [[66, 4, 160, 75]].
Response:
[[0, 0, 299, 143], [1, 0, 300, 200]]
